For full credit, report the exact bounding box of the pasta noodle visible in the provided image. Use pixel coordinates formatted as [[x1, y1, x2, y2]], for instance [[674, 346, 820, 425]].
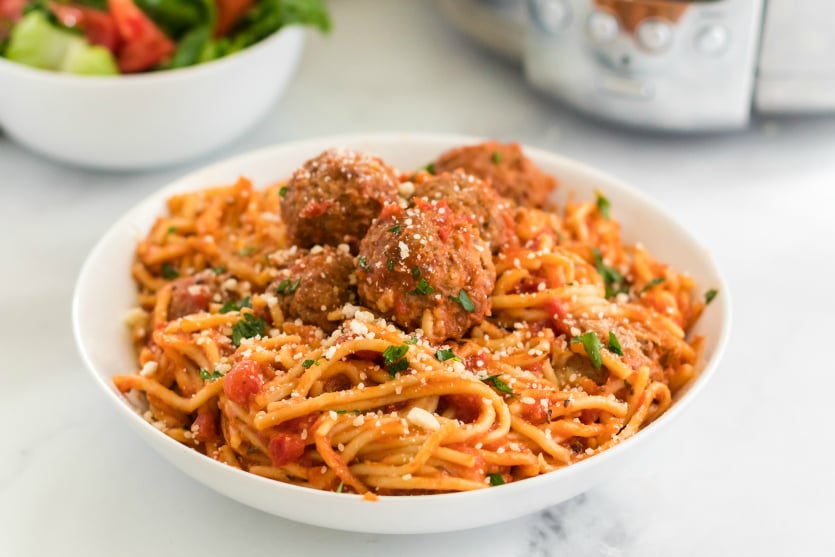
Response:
[[115, 152, 708, 496]]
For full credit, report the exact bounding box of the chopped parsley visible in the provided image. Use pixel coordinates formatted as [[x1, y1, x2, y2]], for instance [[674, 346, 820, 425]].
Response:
[[167, 226, 177, 234], [358, 256, 370, 272], [591, 247, 627, 299], [388, 224, 402, 235], [424, 162, 436, 175], [482, 374, 513, 395], [382, 344, 409, 377], [640, 277, 665, 294], [491, 151, 502, 164], [488, 473, 505, 486], [449, 289, 475, 312], [571, 331, 603, 370], [336, 481, 344, 493], [231, 313, 267, 346], [161, 262, 179, 280], [279, 186, 288, 197], [405, 336, 419, 345], [302, 359, 319, 368], [335, 409, 361, 415], [435, 348, 460, 362], [410, 278, 434, 295], [411, 267, 421, 278], [607, 331, 623, 356], [276, 277, 301, 294], [238, 247, 255, 256], [212, 265, 226, 275], [219, 296, 252, 314], [199, 368, 223, 381], [705, 289, 718, 305], [387, 258, 394, 272], [595, 190, 611, 220]]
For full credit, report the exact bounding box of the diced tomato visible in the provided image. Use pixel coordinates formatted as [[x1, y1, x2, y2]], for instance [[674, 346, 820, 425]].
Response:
[[214, 0, 253, 37], [268, 433, 306, 466], [48, 3, 121, 52], [108, 0, 174, 72], [192, 406, 220, 442], [0, 0, 25, 21], [223, 359, 264, 406], [519, 399, 549, 425], [542, 298, 567, 334], [444, 394, 482, 423]]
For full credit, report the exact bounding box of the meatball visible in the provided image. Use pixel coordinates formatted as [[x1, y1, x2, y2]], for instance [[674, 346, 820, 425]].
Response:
[[357, 199, 495, 342], [433, 141, 556, 208], [270, 245, 357, 332], [413, 170, 514, 253], [280, 149, 400, 250]]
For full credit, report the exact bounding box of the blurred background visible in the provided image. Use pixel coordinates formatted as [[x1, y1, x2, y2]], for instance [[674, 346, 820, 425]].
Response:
[[2, 1, 835, 556]]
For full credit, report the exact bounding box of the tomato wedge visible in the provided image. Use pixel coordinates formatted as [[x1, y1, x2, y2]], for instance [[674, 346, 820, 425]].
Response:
[[108, 0, 175, 73], [214, 0, 253, 38], [0, 0, 26, 21], [48, 3, 121, 52]]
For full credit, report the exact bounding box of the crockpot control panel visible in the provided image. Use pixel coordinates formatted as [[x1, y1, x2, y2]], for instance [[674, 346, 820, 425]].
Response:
[[525, 0, 764, 130]]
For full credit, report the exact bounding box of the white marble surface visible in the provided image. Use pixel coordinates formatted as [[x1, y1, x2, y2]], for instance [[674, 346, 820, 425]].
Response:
[[2, 2, 834, 555]]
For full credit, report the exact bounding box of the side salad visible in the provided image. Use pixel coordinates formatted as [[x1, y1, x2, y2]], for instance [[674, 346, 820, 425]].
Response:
[[0, 0, 330, 75]]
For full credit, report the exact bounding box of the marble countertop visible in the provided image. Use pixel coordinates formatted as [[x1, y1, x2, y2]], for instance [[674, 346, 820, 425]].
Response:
[[2, 2, 833, 555]]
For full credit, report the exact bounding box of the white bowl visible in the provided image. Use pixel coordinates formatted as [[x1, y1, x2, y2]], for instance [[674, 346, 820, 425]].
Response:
[[0, 27, 304, 170], [72, 133, 731, 533]]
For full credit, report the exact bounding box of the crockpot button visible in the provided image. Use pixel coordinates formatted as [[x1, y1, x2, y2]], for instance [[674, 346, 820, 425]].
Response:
[[695, 24, 730, 56], [587, 11, 619, 44], [636, 18, 674, 52], [529, 0, 572, 34]]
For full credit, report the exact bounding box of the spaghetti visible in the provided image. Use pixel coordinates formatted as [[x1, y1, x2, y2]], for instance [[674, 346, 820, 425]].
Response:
[[115, 147, 708, 496]]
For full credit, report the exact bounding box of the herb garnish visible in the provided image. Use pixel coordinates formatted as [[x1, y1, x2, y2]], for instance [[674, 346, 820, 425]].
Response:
[[405, 336, 419, 345], [388, 224, 402, 235], [640, 277, 665, 294], [358, 256, 370, 271], [161, 262, 179, 280], [571, 331, 603, 370], [336, 481, 344, 493], [276, 277, 301, 294], [491, 151, 503, 164], [238, 247, 255, 256], [591, 247, 627, 299], [411, 278, 434, 295], [411, 267, 421, 278], [335, 409, 361, 415], [199, 368, 223, 381], [382, 344, 409, 377], [387, 258, 394, 272], [449, 289, 475, 312], [231, 313, 267, 346], [424, 162, 436, 175], [212, 265, 226, 275], [595, 190, 611, 220], [167, 226, 177, 234], [607, 331, 623, 356], [279, 186, 288, 197], [488, 473, 505, 486], [705, 289, 718, 305], [302, 359, 319, 368], [482, 374, 513, 395], [219, 296, 252, 314], [435, 348, 461, 362]]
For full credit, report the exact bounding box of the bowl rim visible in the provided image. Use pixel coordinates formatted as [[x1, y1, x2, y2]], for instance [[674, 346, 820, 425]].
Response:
[[0, 23, 305, 84], [72, 132, 732, 511]]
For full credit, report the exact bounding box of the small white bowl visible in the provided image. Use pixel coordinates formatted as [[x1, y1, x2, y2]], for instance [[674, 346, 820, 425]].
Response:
[[72, 133, 731, 533], [0, 27, 304, 170]]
